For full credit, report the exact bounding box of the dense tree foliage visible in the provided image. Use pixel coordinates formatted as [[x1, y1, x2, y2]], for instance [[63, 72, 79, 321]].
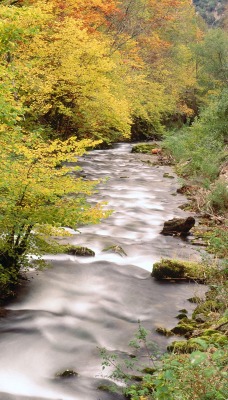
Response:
[[0, 0, 203, 142], [193, 0, 227, 25]]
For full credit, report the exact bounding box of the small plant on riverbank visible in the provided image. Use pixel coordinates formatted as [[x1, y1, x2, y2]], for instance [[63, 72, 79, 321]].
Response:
[[127, 343, 228, 400], [193, 226, 228, 259], [208, 181, 228, 213], [98, 323, 159, 392], [99, 323, 228, 400]]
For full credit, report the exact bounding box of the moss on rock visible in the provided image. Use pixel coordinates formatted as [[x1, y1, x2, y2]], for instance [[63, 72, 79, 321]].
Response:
[[167, 339, 201, 354], [97, 384, 114, 392], [141, 367, 156, 375], [200, 332, 228, 346], [171, 319, 197, 336], [163, 173, 175, 179], [152, 258, 205, 282], [156, 327, 174, 336], [188, 296, 202, 304], [178, 309, 188, 314], [63, 245, 95, 257], [56, 369, 78, 378], [176, 313, 188, 320]]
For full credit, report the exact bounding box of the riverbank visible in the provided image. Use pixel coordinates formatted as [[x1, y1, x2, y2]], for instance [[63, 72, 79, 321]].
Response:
[[120, 142, 228, 400]]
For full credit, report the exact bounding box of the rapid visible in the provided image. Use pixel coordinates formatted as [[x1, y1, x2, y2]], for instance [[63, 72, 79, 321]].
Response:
[[0, 143, 205, 400]]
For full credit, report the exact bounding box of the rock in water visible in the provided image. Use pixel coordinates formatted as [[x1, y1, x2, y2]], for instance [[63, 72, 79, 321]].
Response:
[[55, 369, 78, 378], [64, 245, 95, 257], [161, 216, 195, 236]]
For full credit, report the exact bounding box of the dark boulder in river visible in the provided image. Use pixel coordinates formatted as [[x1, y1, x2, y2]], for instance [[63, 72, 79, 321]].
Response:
[[161, 216, 195, 236]]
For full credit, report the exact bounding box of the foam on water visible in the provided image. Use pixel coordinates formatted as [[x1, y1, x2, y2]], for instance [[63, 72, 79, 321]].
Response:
[[0, 143, 206, 400]]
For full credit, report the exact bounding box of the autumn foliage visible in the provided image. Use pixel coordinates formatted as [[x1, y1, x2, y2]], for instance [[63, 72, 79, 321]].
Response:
[[0, 0, 211, 290]]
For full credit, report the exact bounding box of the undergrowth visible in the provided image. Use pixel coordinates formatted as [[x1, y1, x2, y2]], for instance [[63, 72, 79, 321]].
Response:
[[99, 324, 228, 400]]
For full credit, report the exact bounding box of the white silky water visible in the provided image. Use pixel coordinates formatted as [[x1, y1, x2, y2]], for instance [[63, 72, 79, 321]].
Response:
[[0, 144, 206, 400]]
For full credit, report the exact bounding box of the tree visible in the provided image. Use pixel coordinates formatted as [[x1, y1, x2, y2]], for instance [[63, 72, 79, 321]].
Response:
[[195, 28, 228, 93], [0, 129, 108, 283]]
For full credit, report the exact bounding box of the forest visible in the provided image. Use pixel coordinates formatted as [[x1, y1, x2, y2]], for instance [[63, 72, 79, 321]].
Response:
[[193, 0, 227, 25], [0, 0, 227, 399]]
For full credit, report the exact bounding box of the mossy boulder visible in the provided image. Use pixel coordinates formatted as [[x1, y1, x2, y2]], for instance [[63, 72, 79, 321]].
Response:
[[131, 143, 159, 154], [167, 339, 203, 354], [176, 313, 189, 320], [171, 318, 197, 336], [179, 309, 188, 314], [63, 245, 95, 257], [188, 296, 202, 304], [152, 259, 205, 282], [156, 327, 174, 337]]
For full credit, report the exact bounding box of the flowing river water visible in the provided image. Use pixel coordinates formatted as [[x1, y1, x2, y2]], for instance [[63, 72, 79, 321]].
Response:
[[0, 143, 206, 400]]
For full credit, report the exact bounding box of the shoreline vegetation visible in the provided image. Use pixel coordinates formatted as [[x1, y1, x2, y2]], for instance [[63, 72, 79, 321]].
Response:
[[108, 142, 227, 400]]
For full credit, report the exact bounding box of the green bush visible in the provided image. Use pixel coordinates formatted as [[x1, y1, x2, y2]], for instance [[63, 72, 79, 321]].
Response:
[[208, 181, 228, 213], [126, 343, 228, 399], [164, 90, 227, 184]]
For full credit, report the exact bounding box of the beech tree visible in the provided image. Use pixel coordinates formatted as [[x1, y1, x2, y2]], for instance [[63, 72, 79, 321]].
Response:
[[0, 5, 110, 284], [0, 126, 108, 281]]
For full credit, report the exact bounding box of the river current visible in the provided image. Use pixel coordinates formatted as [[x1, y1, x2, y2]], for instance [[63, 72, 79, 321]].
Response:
[[0, 143, 206, 400]]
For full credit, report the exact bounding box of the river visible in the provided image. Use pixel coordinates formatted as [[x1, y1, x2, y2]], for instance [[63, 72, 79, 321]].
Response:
[[0, 143, 206, 400]]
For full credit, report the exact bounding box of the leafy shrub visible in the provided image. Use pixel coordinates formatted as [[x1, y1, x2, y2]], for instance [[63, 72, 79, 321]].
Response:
[[208, 181, 228, 212], [207, 228, 228, 258], [100, 321, 228, 400], [145, 344, 228, 400], [164, 91, 227, 183]]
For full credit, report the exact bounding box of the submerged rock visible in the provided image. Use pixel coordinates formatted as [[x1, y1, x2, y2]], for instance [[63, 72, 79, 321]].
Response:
[[163, 172, 175, 179], [97, 384, 114, 392], [102, 245, 127, 257], [160, 216, 195, 236], [55, 369, 78, 378]]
